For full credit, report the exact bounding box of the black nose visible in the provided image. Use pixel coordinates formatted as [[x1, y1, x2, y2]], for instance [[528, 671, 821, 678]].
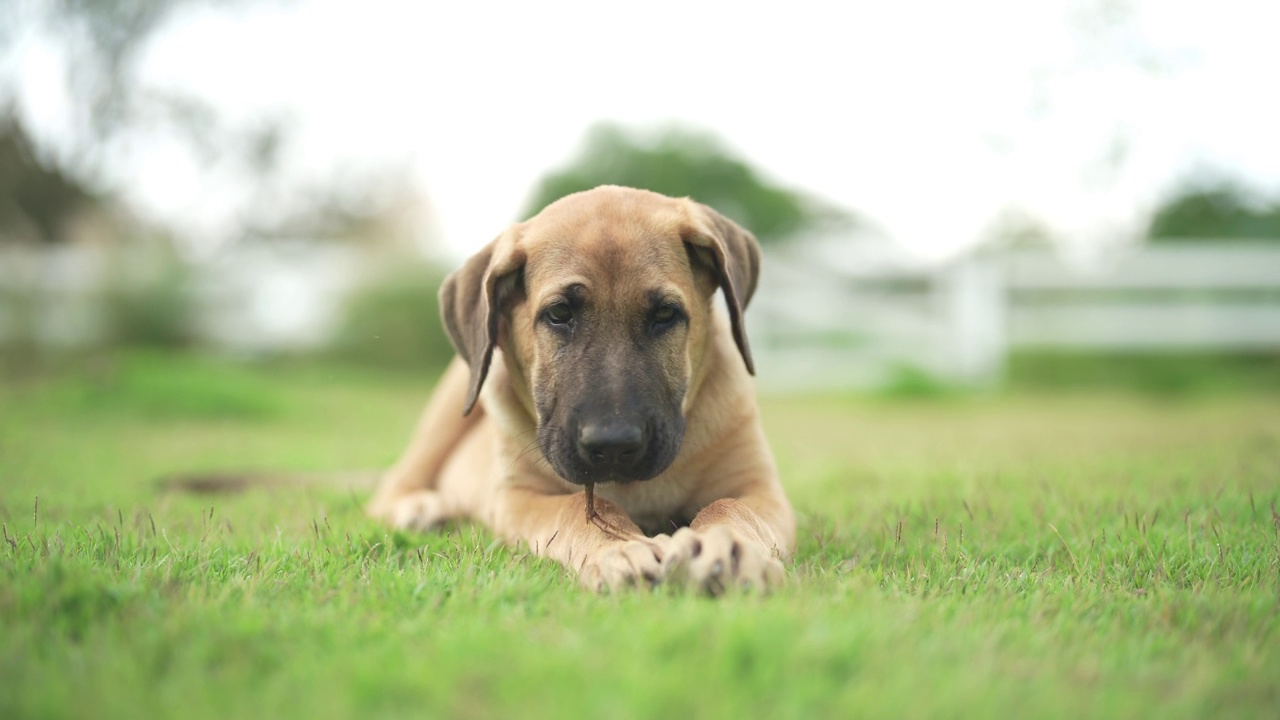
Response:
[[578, 420, 646, 470]]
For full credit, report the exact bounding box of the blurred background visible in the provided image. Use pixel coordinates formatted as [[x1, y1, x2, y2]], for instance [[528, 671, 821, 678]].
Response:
[[2, 0, 1278, 394]]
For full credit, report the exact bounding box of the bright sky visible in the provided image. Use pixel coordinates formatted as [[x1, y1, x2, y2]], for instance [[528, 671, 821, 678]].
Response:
[[14, 0, 1280, 261]]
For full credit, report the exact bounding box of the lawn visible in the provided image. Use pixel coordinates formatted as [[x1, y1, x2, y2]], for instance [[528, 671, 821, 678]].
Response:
[[2, 352, 1278, 719]]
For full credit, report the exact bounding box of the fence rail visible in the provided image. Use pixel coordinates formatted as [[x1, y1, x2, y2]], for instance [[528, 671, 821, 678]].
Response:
[[749, 242, 1280, 389]]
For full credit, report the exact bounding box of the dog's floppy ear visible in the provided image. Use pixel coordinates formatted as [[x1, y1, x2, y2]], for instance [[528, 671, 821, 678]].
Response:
[[681, 200, 761, 375], [439, 232, 525, 415]]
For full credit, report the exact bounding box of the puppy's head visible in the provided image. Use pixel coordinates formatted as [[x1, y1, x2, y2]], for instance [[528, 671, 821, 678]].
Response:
[[440, 186, 759, 486]]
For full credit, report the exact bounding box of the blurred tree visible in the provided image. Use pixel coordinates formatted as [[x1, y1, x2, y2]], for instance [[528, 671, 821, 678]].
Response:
[[520, 124, 857, 244], [0, 0, 259, 154], [1147, 179, 1280, 241], [0, 113, 101, 243], [0, 0, 257, 245], [980, 206, 1058, 252], [0, 0, 417, 248]]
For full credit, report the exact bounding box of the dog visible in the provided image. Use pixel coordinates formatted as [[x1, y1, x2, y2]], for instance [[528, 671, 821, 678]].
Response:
[[366, 186, 795, 593]]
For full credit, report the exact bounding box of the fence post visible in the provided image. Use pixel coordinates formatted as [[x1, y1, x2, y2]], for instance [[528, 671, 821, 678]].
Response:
[[940, 254, 1006, 385]]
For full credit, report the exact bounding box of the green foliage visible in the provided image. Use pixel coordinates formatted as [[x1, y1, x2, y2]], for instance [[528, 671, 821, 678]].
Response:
[[2, 356, 1278, 719], [0, 242, 195, 372], [521, 124, 856, 243], [875, 364, 959, 400], [326, 265, 455, 373], [98, 257, 196, 350], [1008, 352, 1280, 396], [1147, 179, 1280, 241]]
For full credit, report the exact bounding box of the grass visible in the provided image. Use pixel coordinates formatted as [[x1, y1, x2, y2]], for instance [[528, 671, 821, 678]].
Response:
[[2, 351, 1278, 719]]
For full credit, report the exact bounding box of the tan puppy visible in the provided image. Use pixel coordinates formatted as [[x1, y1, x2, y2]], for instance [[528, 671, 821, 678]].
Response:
[[367, 186, 794, 593]]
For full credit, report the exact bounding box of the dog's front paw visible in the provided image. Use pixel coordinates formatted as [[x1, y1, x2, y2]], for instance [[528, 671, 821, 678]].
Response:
[[578, 538, 670, 593], [661, 526, 785, 595], [370, 490, 446, 532]]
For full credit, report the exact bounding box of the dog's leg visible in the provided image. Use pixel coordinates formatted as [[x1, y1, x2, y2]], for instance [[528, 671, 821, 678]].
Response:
[[662, 492, 794, 595], [367, 357, 481, 522], [491, 485, 671, 592]]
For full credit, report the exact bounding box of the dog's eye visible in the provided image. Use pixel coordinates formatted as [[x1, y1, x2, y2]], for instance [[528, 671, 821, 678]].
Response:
[[545, 303, 574, 326], [652, 304, 680, 327]]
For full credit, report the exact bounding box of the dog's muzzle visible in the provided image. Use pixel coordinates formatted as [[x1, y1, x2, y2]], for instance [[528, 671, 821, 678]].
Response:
[[542, 411, 683, 486], [576, 418, 648, 476]]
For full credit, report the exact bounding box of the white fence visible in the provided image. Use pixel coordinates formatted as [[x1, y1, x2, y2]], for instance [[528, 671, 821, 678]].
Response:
[[0, 241, 371, 353], [1003, 244, 1280, 350], [748, 242, 1280, 390], [4, 240, 1279, 388]]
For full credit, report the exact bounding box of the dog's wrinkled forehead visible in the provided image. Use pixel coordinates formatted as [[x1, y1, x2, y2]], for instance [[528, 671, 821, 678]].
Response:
[[519, 188, 693, 301]]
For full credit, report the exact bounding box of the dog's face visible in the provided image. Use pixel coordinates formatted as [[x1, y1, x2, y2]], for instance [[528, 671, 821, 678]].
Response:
[[440, 186, 759, 487]]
